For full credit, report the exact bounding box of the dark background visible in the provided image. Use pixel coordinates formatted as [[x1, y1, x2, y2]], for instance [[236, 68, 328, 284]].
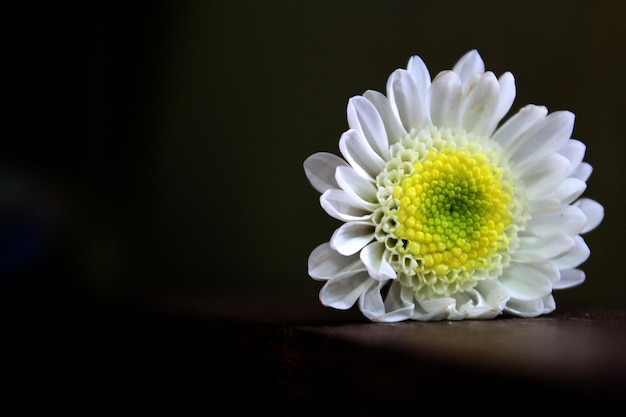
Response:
[[4, 0, 625, 321]]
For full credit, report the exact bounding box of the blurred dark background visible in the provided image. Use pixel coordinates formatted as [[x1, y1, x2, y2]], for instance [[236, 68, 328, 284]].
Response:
[[3, 0, 625, 322]]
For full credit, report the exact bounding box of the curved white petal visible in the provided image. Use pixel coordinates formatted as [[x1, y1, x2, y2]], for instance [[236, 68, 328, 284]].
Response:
[[461, 71, 501, 136], [526, 198, 560, 213], [320, 271, 373, 310], [525, 205, 587, 237], [303, 152, 349, 193], [384, 281, 415, 315], [330, 221, 375, 256], [542, 294, 557, 314], [339, 129, 385, 181], [499, 262, 558, 301], [430, 70, 463, 129], [360, 241, 396, 280], [335, 165, 377, 204], [360, 281, 414, 322], [484, 71, 516, 135], [504, 297, 546, 317], [363, 89, 407, 145], [491, 104, 548, 151], [358, 280, 385, 320], [320, 189, 372, 222], [514, 233, 575, 262], [552, 235, 590, 270], [574, 198, 604, 233], [386, 68, 429, 132], [520, 153, 570, 199], [413, 297, 457, 321], [407, 54, 431, 96], [475, 279, 509, 314], [508, 111, 575, 169], [554, 268, 585, 289], [452, 279, 509, 319], [347, 96, 390, 160], [452, 49, 485, 83], [506, 294, 556, 317], [571, 162, 593, 182], [558, 139, 586, 175], [553, 178, 587, 205], [308, 242, 365, 281]]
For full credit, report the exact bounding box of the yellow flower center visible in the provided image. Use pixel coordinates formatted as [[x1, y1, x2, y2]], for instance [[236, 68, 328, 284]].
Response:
[[393, 147, 512, 275], [373, 127, 523, 299]]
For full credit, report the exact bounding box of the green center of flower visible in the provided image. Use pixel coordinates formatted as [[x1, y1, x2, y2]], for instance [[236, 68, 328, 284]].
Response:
[[373, 127, 523, 299], [393, 147, 512, 275]]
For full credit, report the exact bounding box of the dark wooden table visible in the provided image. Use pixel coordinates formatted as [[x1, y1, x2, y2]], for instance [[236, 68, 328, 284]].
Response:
[[9, 286, 625, 414]]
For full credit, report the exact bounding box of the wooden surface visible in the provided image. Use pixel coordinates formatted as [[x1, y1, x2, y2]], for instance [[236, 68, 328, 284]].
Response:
[[181, 296, 625, 414], [9, 287, 626, 414]]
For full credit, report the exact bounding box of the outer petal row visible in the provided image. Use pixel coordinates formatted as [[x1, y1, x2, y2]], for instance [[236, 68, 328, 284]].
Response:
[[359, 280, 414, 322], [303, 152, 349, 193], [386, 68, 430, 133], [504, 295, 556, 317], [339, 129, 385, 181], [505, 110, 575, 169], [308, 242, 365, 281], [347, 96, 391, 160]]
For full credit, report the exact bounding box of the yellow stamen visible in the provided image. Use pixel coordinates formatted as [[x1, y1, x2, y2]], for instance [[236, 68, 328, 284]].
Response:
[[393, 147, 512, 275]]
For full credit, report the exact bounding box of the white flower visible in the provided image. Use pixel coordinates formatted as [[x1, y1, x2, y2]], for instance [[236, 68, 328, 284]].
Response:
[[303, 50, 604, 322]]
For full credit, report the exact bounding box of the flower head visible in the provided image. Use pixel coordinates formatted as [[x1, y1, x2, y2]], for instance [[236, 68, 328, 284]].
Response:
[[304, 50, 604, 322]]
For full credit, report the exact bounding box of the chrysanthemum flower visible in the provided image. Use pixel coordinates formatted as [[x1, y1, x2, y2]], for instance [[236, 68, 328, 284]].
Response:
[[303, 50, 604, 322]]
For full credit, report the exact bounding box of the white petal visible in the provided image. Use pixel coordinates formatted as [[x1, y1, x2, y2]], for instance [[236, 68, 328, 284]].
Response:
[[347, 96, 390, 160], [338, 129, 385, 181], [472, 279, 510, 314], [574, 198, 604, 233], [525, 205, 587, 237], [491, 104, 548, 151], [452, 49, 485, 83], [510, 300, 535, 317], [320, 189, 372, 222], [515, 233, 575, 262], [335, 166, 377, 203], [358, 280, 385, 319], [384, 281, 415, 314], [362, 89, 407, 145], [553, 178, 587, 205], [505, 295, 555, 317], [520, 153, 570, 199], [552, 235, 590, 270], [461, 71, 500, 136], [330, 221, 375, 256], [485, 72, 516, 135], [554, 268, 586, 289], [430, 70, 463, 128], [360, 241, 396, 280], [320, 271, 372, 310], [508, 111, 575, 168], [360, 281, 414, 322], [407, 54, 431, 95], [413, 297, 456, 321], [452, 280, 509, 319], [541, 294, 557, 314], [308, 242, 365, 281], [571, 162, 593, 182], [303, 152, 349, 193], [386, 68, 428, 132], [499, 262, 555, 301], [558, 139, 586, 175]]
